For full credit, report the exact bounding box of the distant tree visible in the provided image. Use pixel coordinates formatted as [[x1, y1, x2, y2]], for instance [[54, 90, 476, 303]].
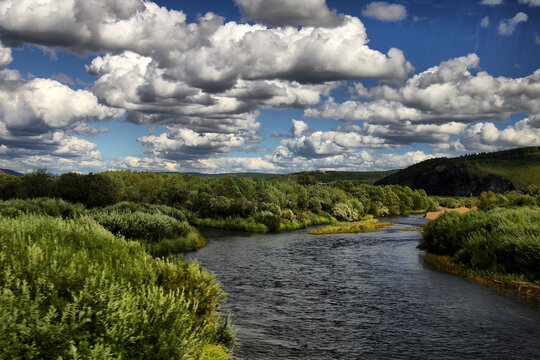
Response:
[[21, 169, 55, 198], [297, 173, 316, 186]]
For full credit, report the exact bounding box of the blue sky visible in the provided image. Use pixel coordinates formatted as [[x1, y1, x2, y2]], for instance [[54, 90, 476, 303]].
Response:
[[0, 0, 538, 174]]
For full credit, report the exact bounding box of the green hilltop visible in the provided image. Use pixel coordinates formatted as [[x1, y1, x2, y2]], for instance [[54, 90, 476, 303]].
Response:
[[375, 146, 540, 196]]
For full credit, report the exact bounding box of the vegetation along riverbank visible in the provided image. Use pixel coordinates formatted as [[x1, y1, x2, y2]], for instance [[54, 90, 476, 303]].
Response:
[[419, 206, 540, 305], [0, 169, 440, 234], [0, 213, 235, 359], [309, 217, 393, 235]]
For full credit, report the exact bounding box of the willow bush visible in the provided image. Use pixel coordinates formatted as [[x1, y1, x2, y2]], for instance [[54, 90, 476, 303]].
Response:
[[0, 215, 233, 359]]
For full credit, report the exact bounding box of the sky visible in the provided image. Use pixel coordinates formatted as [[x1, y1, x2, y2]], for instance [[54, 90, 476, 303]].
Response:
[[0, 0, 538, 174]]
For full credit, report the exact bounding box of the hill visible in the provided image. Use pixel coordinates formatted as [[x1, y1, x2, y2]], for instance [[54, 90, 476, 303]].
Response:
[[375, 147, 540, 196], [0, 168, 23, 176], [183, 170, 397, 184]]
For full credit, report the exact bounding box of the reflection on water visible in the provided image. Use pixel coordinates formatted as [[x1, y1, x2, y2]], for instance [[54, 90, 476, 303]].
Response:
[[186, 216, 540, 359]]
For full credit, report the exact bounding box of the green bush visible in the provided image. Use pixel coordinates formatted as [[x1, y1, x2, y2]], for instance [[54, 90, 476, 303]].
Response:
[[93, 210, 189, 242], [96, 201, 188, 223], [0, 197, 85, 218], [0, 215, 233, 359], [420, 208, 540, 282]]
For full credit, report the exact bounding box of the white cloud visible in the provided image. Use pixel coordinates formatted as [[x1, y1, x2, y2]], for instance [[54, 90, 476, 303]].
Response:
[[362, 2, 406, 21], [0, 42, 12, 68], [518, 0, 540, 7], [480, 0, 504, 5], [307, 54, 540, 125], [480, 16, 490, 28], [109, 155, 278, 173], [0, 131, 106, 174], [235, 0, 343, 27], [498, 12, 528, 35], [268, 148, 434, 171], [0, 75, 124, 134], [459, 117, 540, 152], [1, 2, 413, 86], [138, 126, 261, 160]]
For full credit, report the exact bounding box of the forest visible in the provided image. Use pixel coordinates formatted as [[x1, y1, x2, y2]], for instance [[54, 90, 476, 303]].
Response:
[[0, 169, 439, 232]]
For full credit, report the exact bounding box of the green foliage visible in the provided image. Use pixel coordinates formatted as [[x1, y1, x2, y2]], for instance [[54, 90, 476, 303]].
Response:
[[0, 215, 232, 359], [195, 217, 269, 232], [432, 196, 461, 209], [1, 169, 439, 234], [0, 197, 85, 218], [296, 173, 316, 185], [309, 218, 392, 235], [331, 202, 354, 221], [420, 208, 540, 283], [92, 210, 190, 242], [20, 169, 56, 198]]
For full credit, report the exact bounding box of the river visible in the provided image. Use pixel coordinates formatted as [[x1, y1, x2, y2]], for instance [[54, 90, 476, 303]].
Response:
[[185, 215, 540, 359]]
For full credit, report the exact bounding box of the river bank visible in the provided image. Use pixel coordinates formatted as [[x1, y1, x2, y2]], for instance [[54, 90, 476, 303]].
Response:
[[419, 208, 540, 307], [422, 253, 540, 307]]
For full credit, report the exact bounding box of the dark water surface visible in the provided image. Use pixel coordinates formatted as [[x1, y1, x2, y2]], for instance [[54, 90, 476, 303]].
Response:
[[186, 216, 540, 359]]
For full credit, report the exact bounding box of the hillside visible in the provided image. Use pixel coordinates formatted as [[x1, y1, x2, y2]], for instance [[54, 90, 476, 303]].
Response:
[[182, 170, 397, 184], [0, 168, 23, 176], [375, 147, 540, 196]]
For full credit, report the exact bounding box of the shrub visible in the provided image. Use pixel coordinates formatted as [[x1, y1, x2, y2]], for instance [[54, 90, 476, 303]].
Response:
[[420, 207, 540, 282], [331, 202, 353, 221], [0, 197, 85, 218], [0, 215, 232, 359], [93, 210, 190, 242]]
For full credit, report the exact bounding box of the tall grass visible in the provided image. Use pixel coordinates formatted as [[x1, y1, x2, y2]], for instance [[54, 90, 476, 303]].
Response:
[[0, 215, 233, 359], [92, 210, 190, 242], [195, 217, 269, 233], [309, 218, 392, 235], [420, 208, 540, 283], [0, 197, 85, 218]]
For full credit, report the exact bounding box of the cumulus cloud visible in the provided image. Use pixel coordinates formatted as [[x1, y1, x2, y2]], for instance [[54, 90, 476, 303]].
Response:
[[480, 0, 503, 5], [307, 54, 540, 125], [109, 154, 278, 173], [498, 12, 528, 35], [268, 148, 434, 171], [0, 130, 106, 173], [0, 0, 419, 169], [0, 42, 12, 68], [480, 16, 490, 28], [235, 0, 343, 27], [362, 2, 406, 21], [433, 117, 540, 153], [1, 2, 413, 86], [138, 126, 261, 160], [0, 75, 124, 135], [518, 0, 540, 7], [0, 41, 122, 173], [276, 120, 392, 159]]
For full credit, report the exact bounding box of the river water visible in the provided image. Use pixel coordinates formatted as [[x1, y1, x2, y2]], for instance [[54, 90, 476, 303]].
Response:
[[185, 216, 540, 359]]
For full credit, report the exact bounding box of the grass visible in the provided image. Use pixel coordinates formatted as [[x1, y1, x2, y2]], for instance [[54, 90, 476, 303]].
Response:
[[400, 227, 424, 232], [309, 218, 393, 235], [195, 217, 269, 233], [144, 227, 208, 257], [477, 158, 540, 189]]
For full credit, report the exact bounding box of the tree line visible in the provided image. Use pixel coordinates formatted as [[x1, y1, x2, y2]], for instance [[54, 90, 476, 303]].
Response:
[[0, 169, 438, 232]]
